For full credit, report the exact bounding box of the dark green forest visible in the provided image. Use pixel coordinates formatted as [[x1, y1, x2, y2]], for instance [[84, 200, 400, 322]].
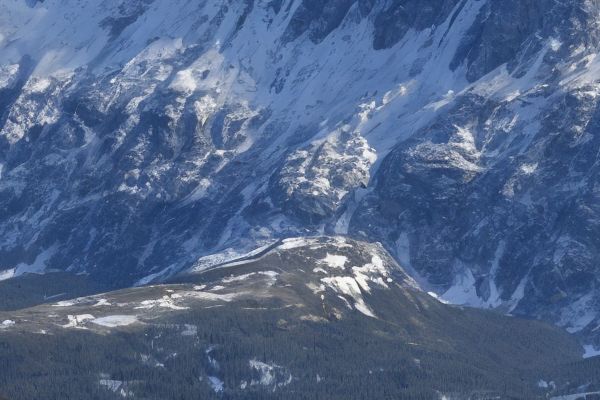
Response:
[[0, 296, 599, 400]]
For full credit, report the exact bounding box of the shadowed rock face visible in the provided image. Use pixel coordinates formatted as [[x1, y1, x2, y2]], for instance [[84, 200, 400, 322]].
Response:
[[283, 0, 357, 43], [2, 0, 600, 345], [451, 0, 600, 82], [371, 0, 462, 50], [283, 0, 463, 49]]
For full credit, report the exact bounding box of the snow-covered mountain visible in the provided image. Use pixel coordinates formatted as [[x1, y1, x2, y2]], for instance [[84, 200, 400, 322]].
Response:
[[2, 0, 600, 346]]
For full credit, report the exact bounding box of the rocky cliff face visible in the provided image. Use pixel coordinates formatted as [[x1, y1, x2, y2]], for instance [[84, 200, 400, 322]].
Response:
[[351, 0, 600, 343], [2, 0, 600, 345]]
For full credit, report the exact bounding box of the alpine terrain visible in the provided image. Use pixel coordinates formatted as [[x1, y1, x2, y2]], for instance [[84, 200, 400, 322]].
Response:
[[1, 0, 600, 398]]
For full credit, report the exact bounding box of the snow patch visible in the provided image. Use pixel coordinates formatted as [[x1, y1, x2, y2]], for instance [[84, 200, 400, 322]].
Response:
[[249, 359, 293, 389], [583, 344, 600, 359], [319, 254, 347, 269], [321, 276, 376, 318], [63, 314, 95, 328], [440, 267, 500, 308], [1, 320, 15, 328], [0, 268, 15, 282], [170, 69, 197, 93], [53, 300, 77, 307], [279, 237, 315, 250], [221, 270, 279, 284], [207, 376, 224, 393], [135, 295, 189, 311], [92, 315, 138, 328], [93, 299, 112, 307]]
